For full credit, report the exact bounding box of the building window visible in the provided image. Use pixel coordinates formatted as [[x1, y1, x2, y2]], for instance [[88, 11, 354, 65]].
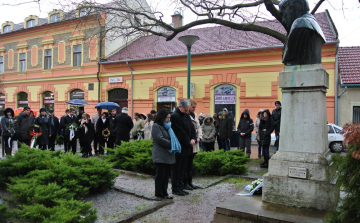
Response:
[[19, 53, 26, 72], [27, 19, 35, 28], [353, 106, 360, 123], [44, 49, 52, 70], [156, 87, 176, 112], [43, 91, 55, 112], [50, 13, 60, 23], [3, 25, 11, 32], [0, 56, 3, 74], [214, 84, 237, 129], [79, 7, 91, 16], [17, 92, 28, 108], [73, 45, 81, 67]]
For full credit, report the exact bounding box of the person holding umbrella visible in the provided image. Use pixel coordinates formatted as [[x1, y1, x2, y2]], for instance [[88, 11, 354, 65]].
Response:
[[1, 108, 15, 156]]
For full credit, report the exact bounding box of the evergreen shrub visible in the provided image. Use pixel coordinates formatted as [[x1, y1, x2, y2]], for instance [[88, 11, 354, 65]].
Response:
[[104, 140, 248, 176], [0, 145, 118, 222], [326, 123, 360, 223]]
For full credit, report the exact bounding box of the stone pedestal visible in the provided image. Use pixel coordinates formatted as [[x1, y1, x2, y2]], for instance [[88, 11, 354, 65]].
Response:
[[262, 64, 339, 210]]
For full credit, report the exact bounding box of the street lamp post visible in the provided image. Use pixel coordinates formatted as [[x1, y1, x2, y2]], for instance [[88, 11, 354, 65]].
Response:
[[178, 35, 199, 99]]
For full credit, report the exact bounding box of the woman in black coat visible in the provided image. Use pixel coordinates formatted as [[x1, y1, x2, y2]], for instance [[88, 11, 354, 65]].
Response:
[[1, 108, 15, 155], [35, 108, 50, 150], [259, 109, 275, 168], [79, 113, 94, 157], [96, 112, 110, 155]]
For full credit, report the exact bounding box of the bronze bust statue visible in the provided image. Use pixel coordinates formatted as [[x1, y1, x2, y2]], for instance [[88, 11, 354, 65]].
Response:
[[280, 0, 326, 66]]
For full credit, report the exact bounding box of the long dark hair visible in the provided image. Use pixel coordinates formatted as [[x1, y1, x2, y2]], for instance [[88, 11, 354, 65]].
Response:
[[154, 108, 170, 126]]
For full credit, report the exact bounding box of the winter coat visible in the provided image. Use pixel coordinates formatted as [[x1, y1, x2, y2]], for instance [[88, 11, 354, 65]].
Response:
[[259, 110, 275, 146], [131, 118, 145, 137], [237, 109, 254, 139], [113, 113, 133, 142], [91, 113, 101, 132], [96, 118, 110, 135], [144, 120, 154, 140], [78, 119, 94, 143], [151, 123, 176, 164], [48, 115, 60, 136], [201, 115, 216, 143], [107, 114, 117, 136], [189, 112, 203, 153], [62, 115, 77, 136], [14, 112, 35, 141], [272, 107, 281, 135], [171, 107, 197, 156], [219, 109, 233, 140], [1, 115, 15, 137], [35, 115, 50, 145]]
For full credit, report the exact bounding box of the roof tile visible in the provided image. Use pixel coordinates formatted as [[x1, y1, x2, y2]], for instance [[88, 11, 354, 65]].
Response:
[[339, 46, 360, 84]]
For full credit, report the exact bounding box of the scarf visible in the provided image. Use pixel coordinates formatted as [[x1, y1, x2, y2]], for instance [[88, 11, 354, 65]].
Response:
[[163, 121, 181, 154]]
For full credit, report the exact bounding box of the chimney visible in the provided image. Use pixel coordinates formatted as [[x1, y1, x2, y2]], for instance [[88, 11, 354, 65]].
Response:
[[171, 11, 183, 28]]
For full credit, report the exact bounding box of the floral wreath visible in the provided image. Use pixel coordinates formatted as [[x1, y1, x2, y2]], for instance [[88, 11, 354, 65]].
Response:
[[102, 128, 110, 137], [29, 124, 42, 137], [65, 122, 79, 131]]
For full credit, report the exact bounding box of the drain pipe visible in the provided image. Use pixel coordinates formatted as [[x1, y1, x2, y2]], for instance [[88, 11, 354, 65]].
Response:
[[126, 61, 134, 118], [334, 42, 339, 125], [338, 86, 347, 98]]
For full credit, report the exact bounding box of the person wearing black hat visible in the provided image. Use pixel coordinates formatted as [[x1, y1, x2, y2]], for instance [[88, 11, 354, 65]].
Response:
[[48, 110, 60, 151], [272, 101, 282, 151], [150, 110, 157, 118], [14, 106, 34, 147], [77, 107, 85, 124], [1, 108, 15, 155], [35, 108, 50, 150]]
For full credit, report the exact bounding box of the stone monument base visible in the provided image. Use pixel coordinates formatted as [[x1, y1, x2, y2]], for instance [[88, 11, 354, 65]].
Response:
[[213, 195, 326, 223]]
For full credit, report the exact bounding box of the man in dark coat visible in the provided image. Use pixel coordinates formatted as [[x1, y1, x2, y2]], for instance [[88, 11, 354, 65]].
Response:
[[91, 107, 102, 154], [272, 101, 282, 150], [35, 108, 50, 150], [60, 109, 69, 152], [13, 106, 34, 147], [237, 109, 254, 158], [170, 99, 197, 196], [219, 108, 233, 151], [259, 109, 275, 168], [76, 107, 85, 124], [62, 107, 78, 154], [113, 107, 133, 145], [107, 108, 117, 149], [48, 110, 60, 151]]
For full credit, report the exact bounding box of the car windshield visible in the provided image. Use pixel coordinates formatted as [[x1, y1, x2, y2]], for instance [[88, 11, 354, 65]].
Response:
[[334, 127, 342, 134], [327, 125, 334, 133]]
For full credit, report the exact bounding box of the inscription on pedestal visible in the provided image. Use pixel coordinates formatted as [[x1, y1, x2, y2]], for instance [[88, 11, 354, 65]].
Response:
[[289, 167, 307, 179]]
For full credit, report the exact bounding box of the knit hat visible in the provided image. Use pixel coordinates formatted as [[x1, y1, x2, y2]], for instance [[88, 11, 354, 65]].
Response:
[[39, 108, 46, 113], [122, 107, 128, 114], [275, 101, 281, 106]]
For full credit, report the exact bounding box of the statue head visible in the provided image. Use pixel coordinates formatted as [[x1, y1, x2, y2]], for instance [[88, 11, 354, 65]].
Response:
[[279, 0, 310, 30]]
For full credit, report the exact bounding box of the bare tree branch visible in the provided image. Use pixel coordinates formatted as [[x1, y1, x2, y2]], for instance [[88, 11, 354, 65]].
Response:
[[311, 0, 325, 14]]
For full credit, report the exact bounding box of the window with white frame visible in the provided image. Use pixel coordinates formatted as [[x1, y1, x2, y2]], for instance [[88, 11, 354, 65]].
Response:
[[3, 25, 11, 32], [353, 106, 360, 123], [44, 49, 52, 70], [73, 45, 81, 67], [50, 13, 60, 23], [79, 7, 91, 16], [0, 56, 3, 74], [19, 53, 26, 72], [27, 19, 35, 28]]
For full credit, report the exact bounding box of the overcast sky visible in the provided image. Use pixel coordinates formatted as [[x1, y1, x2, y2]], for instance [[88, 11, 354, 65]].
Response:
[[0, 0, 359, 46]]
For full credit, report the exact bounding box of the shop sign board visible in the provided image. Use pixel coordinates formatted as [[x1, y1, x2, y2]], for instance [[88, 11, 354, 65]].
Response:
[[0, 101, 5, 105], [158, 87, 176, 102], [44, 100, 55, 104], [18, 101, 28, 104], [109, 77, 123, 83], [214, 84, 236, 105]]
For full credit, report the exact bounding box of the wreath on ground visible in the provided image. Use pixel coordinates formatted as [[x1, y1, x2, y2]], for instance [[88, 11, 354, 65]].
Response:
[[28, 124, 42, 137], [56, 135, 64, 145], [65, 122, 79, 131]]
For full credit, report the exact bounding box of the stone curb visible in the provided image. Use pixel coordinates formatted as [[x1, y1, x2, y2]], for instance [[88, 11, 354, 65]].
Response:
[[197, 174, 234, 189], [113, 186, 160, 201], [112, 169, 154, 179], [109, 199, 174, 223]]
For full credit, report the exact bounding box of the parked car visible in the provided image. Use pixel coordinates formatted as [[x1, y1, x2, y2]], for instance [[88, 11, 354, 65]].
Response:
[[327, 123, 345, 153]]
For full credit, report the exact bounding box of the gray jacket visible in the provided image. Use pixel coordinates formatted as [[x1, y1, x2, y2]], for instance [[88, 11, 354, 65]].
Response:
[[201, 115, 216, 143], [1, 116, 15, 137], [151, 123, 175, 164]]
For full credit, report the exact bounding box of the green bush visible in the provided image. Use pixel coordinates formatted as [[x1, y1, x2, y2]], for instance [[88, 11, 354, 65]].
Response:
[[0, 145, 118, 223], [194, 150, 248, 175], [104, 140, 248, 176]]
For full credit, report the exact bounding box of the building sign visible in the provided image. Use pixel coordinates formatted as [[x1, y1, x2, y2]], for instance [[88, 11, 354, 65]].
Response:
[[214, 84, 236, 104], [157, 87, 176, 102], [44, 100, 55, 104], [0, 101, 4, 105], [18, 101, 28, 104], [109, 77, 123, 83]]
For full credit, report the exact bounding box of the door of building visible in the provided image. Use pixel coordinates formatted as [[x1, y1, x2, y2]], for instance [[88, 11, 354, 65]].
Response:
[[108, 88, 128, 114]]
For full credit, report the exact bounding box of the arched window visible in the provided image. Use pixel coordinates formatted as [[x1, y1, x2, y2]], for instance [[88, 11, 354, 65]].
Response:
[[27, 19, 35, 28], [214, 84, 237, 127], [17, 92, 28, 108], [70, 89, 85, 100], [43, 91, 55, 112], [3, 25, 11, 33], [108, 88, 128, 114], [157, 86, 176, 112]]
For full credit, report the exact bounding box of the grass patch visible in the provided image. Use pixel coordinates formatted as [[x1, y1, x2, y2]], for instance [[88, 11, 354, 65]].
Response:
[[223, 177, 252, 189], [246, 158, 264, 166]]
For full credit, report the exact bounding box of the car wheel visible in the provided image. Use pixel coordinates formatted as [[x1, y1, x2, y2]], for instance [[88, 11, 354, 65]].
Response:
[[330, 142, 343, 153]]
